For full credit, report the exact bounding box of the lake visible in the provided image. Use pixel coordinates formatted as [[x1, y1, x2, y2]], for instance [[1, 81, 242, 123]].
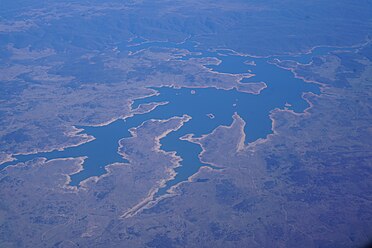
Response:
[[2, 40, 353, 197]]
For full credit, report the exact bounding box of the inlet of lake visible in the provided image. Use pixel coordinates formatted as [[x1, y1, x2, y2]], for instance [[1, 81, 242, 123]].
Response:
[[1, 41, 353, 197]]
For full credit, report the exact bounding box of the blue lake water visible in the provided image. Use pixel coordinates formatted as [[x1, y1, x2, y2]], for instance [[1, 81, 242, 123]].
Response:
[[1, 40, 352, 197]]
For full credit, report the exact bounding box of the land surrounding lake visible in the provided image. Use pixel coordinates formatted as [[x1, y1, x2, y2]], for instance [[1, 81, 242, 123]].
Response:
[[0, 1, 371, 247]]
